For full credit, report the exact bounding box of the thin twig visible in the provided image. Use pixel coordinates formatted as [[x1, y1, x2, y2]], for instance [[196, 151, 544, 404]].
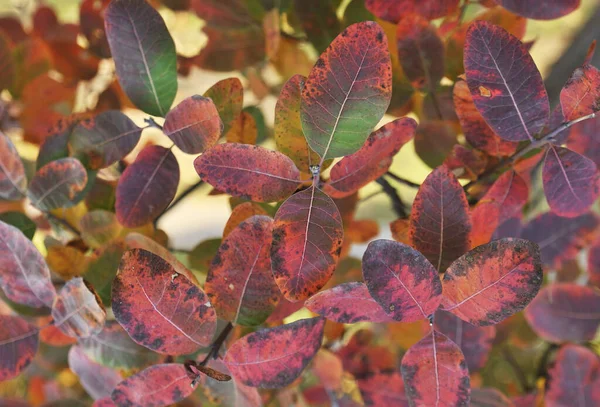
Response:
[[45, 212, 81, 237], [144, 117, 164, 130], [184, 322, 234, 386], [376, 177, 408, 218], [385, 171, 421, 188]]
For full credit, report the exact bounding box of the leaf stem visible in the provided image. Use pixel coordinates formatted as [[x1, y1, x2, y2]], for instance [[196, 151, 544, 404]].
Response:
[[144, 116, 164, 131]]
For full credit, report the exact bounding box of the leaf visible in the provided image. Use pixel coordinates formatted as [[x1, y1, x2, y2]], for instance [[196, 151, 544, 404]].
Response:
[[401, 329, 470, 407], [441, 238, 543, 326], [111, 364, 195, 407], [434, 310, 496, 372], [105, 0, 177, 116], [46, 245, 88, 280], [520, 211, 600, 268], [223, 202, 268, 238], [80, 0, 111, 58], [524, 283, 600, 342], [300, 21, 392, 161], [85, 241, 127, 306], [0, 220, 56, 308], [205, 215, 280, 326], [464, 21, 549, 142], [546, 344, 600, 406], [93, 398, 117, 407], [542, 145, 600, 218], [203, 77, 243, 137], [323, 117, 416, 198], [51, 277, 106, 339], [362, 239, 442, 322], [470, 388, 513, 407], [112, 249, 216, 354], [396, 14, 444, 90], [414, 120, 458, 168], [271, 186, 344, 301], [69, 111, 143, 170], [224, 317, 325, 388], [163, 95, 223, 154], [27, 158, 87, 211], [497, 0, 580, 20], [560, 62, 600, 121], [194, 143, 301, 202], [567, 114, 600, 166], [0, 31, 14, 91], [0, 212, 36, 240], [358, 371, 409, 407], [0, 315, 39, 381], [365, 0, 459, 22], [293, 0, 340, 54], [453, 79, 518, 157], [225, 110, 257, 145], [0, 131, 26, 200], [68, 345, 122, 400], [115, 145, 179, 228], [80, 210, 123, 248], [409, 165, 471, 271], [195, 358, 262, 407]]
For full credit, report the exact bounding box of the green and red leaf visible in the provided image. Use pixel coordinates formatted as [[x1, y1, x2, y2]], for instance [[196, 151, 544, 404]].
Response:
[[0, 315, 39, 381], [28, 158, 87, 211], [203, 77, 243, 137], [0, 132, 26, 201]]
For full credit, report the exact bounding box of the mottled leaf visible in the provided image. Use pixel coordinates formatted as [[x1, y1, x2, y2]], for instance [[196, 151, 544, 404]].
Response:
[[409, 165, 471, 271], [28, 158, 87, 211], [358, 371, 409, 407], [560, 62, 600, 121], [194, 143, 301, 202], [293, 0, 340, 54], [111, 364, 195, 407], [542, 145, 600, 218], [224, 317, 325, 388], [68, 345, 122, 400], [497, 0, 580, 20], [0, 132, 26, 200], [105, 0, 177, 116], [163, 95, 223, 154], [567, 114, 600, 166], [0, 315, 39, 381], [80, 210, 123, 248], [116, 145, 179, 228], [464, 21, 549, 142], [0, 212, 36, 240], [300, 21, 392, 161], [271, 186, 344, 301], [362, 239, 442, 321], [365, 0, 459, 22], [223, 202, 268, 238], [524, 283, 600, 342], [401, 329, 470, 407], [112, 249, 216, 354], [203, 77, 243, 136], [324, 118, 416, 198], [0, 220, 56, 308]]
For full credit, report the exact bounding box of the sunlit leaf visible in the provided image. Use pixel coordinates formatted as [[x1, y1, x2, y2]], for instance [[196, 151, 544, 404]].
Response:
[[497, 0, 580, 20], [68, 345, 122, 400], [46, 244, 88, 280], [203, 77, 243, 137], [365, 0, 459, 22], [0, 315, 39, 381], [28, 158, 87, 211], [0, 132, 26, 201], [225, 110, 257, 145]]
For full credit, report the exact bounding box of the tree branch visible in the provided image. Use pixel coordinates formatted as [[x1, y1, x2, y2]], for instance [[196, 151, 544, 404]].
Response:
[[385, 171, 421, 189], [45, 212, 81, 237], [376, 177, 408, 218]]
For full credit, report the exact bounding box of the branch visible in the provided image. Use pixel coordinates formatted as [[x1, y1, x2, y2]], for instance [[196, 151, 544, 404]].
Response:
[[144, 117, 164, 130], [185, 322, 234, 386], [45, 212, 81, 237], [385, 171, 421, 189], [376, 177, 408, 218]]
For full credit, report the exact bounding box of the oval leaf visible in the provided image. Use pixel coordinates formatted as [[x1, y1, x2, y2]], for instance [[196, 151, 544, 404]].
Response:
[[116, 145, 179, 228], [0, 315, 39, 381], [300, 21, 392, 161], [112, 249, 216, 354], [194, 143, 301, 203], [68, 345, 122, 400], [28, 158, 87, 211], [271, 186, 344, 301], [203, 77, 243, 136], [0, 220, 56, 307], [105, 0, 177, 116], [224, 317, 325, 388], [362, 239, 442, 322], [498, 0, 580, 20], [0, 212, 36, 240], [358, 371, 409, 406], [163, 95, 223, 154], [0, 131, 26, 200], [441, 238, 543, 326], [464, 21, 549, 142], [560, 63, 600, 121]]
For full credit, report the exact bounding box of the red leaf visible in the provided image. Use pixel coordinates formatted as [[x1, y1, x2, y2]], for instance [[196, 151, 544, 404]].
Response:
[[444, 145, 488, 181], [116, 145, 180, 228], [497, 0, 580, 20], [365, 0, 459, 22], [222, 202, 268, 238], [358, 371, 409, 406], [224, 317, 325, 388], [305, 282, 394, 323], [311, 349, 343, 391], [588, 236, 600, 287], [524, 283, 600, 342], [0, 132, 26, 200], [546, 344, 600, 406], [470, 388, 513, 406], [203, 77, 243, 137], [434, 310, 496, 372], [111, 364, 195, 407], [112, 249, 216, 355], [163, 95, 223, 154], [401, 329, 470, 406], [441, 238, 543, 326], [323, 118, 416, 198], [542, 145, 600, 218], [567, 114, 600, 166], [293, 0, 340, 54], [0, 220, 56, 308], [194, 143, 301, 202], [560, 63, 600, 121], [205, 215, 280, 326], [396, 14, 444, 90], [271, 186, 344, 301], [52, 277, 106, 338], [28, 158, 87, 211], [362, 239, 442, 322], [0, 315, 39, 381], [92, 398, 117, 407], [464, 21, 549, 142], [68, 345, 122, 400], [300, 21, 392, 161], [409, 165, 471, 271], [453, 79, 518, 157], [521, 212, 600, 268], [414, 121, 458, 168]]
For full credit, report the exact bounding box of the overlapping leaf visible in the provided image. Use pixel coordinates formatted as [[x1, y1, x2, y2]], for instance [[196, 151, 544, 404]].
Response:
[[567, 114, 600, 166], [365, 0, 459, 22], [195, 358, 262, 407], [414, 121, 458, 168], [0, 132, 26, 200], [0, 315, 39, 381], [223, 202, 268, 238], [68, 346, 122, 400], [358, 371, 409, 406], [224, 317, 325, 388], [464, 21, 549, 142], [79, 210, 123, 248], [271, 186, 344, 301], [0, 212, 36, 240], [300, 21, 392, 161], [498, 0, 580, 20], [112, 249, 216, 354], [203, 77, 243, 136], [293, 0, 340, 54], [28, 158, 87, 211], [560, 59, 600, 121]]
